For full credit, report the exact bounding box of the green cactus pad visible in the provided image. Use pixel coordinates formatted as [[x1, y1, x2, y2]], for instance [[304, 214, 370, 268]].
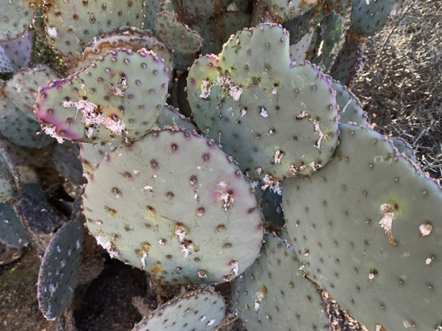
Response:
[[43, 0, 144, 59], [84, 129, 263, 285], [132, 288, 225, 331], [37, 220, 83, 320], [155, 10, 203, 54], [311, 11, 345, 73], [36, 49, 168, 144], [0, 202, 29, 248], [187, 24, 339, 181], [0, 95, 55, 149], [79, 141, 120, 179], [154, 104, 197, 132], [52, 141, 85, 186], [0, 45, 13, 72], [390, 137, 417, 164], [1, 29, 33, 71], [143, 0, 162, 30], [4, 67, 60, 121], [0, 142, 20, 203], [289, 27, 315, 64], [283, 124, 442, 330], [232, 233, 328, 330], [0, 0, 34, 42], [75, 27, 173, 82], [330, 37, 366, 87], [262, 0, 319, 22], [351, 0, 404, 37], [330, 79, 368, 127]]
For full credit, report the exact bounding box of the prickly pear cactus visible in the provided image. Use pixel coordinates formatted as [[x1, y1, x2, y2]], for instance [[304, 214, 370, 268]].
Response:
[[0, 94, 54, 149], [4, 67, 60, 121], [331, 79, 368, 127], [0, 202, 29, 248], [84, 129, 263, 284], [0, 0, 34, 42], [1, 29, 33, 71], [351, 0, 404, 37], [232, 233, 328, 330], [0, 143, 19, 203], [43, 0, 144, 60], [262, 0, 319, 22], [37, 220, 83, 320], [132, 288, 225, 331], [75, 27, 173, 82], [155, 10, 203, 54], [283, 124, 442, 330], [187, 24, 339, 181], [36, 49, 168, 144]]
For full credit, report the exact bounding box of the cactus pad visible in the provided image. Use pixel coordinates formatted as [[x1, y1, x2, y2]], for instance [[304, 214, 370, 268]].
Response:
[[36, 49, 168, 144], [187, 24, 339, 181], [262, 0, 319, 23], [43, 0, 144, 59], [4, 67, 60, 121], [0, 1, 34, 42], [0, 45, 14, 72], [75, 27, 173, 82], [0, 95, 54, 149], [0, 202, 29, 248], [351, 0, 404, 37], [132, 288, 225, 331], [283, 124, 442, 330], [1, 29, 32, 71], [84, 129, 263, 285], [330, 79, 368, 127], [232, 233, 328, 330], [155, 10, 203, 54], [37, 220, 83, 320]]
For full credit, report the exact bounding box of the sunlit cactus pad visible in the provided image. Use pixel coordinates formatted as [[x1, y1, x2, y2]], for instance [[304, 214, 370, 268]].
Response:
[[187, 24, 339, 181], [84, 129, 263, 284], [36, 49, 168, 144], [283, 124, 442, 330], [37, 221, 83, 320], [232, 233, 328, 330], [132, 288, 225, 331]]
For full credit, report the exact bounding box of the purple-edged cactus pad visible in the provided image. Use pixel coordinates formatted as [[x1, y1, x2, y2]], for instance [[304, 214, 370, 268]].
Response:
[[35, 49, 168, 144]]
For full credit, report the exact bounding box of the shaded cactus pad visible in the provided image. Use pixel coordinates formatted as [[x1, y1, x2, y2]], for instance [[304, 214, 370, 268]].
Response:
[[84, 129, 263, 285], [132, 288, 225, 331], [283, 124, 442, 330], [232, 233, 328, 330], [37, 221, 83, 320]]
